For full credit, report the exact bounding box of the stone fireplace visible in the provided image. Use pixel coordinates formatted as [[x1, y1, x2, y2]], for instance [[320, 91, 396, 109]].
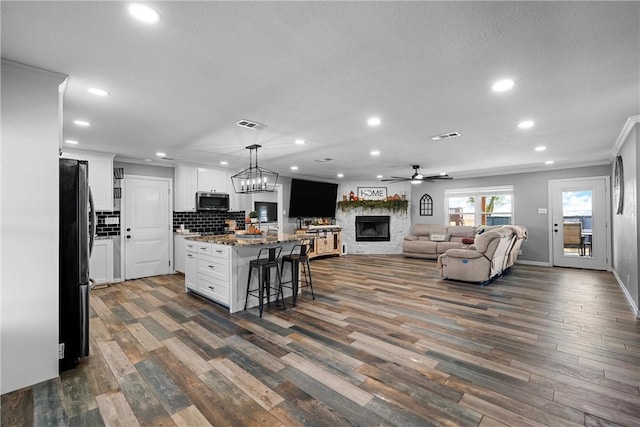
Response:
[[355, 216, 390, 242]]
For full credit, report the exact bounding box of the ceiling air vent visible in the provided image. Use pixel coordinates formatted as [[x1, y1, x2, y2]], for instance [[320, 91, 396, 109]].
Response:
[[431, 131, 461, 141], [315, 157, 334, 163], [237, 119, 267, 130]]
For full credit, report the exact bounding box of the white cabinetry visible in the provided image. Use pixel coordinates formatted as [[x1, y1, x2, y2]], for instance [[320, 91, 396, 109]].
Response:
[[62, 150, 114, 211], [185, 241, 198, 290], [174, 164, 230, 211], [184, 240, 231, 306], [90, 239, 114, 284], [174, 233, 201, 273], [197, 167, 229, 193], [174, 164, 198, 211]]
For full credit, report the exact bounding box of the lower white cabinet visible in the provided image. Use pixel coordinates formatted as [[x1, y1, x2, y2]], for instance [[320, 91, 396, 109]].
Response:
[[185, 240, 231, 305], [90, 239, 114, 284], [174, 233, 201, 273]]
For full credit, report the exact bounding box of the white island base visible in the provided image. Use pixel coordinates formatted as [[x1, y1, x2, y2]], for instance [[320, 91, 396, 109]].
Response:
[[185, 235, 300, 313]]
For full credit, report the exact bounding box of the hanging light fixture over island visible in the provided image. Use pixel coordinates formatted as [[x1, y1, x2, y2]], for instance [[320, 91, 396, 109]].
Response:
[[231, 144, 279, 194]]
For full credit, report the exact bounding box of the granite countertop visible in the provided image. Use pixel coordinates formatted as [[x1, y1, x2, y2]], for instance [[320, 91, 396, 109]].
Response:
[[186, 233, 301, 246]]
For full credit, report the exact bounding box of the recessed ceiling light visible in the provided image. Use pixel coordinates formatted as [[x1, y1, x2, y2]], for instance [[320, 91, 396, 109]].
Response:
[[535, 146, 546, 151], [518, 120, 535, 129], [143, 158, 152, 162], [410, 180, 422, 185], [337, 173, 344, 178], [295, 139, 305, 145], [88, 88, 109, 96], [367, 117, 381, 127], [64, 139, 78, 145], [370, 150, 380, 156], [376, 175, 383, 179], [545, 160, 554, 165], [220, 161, 228, 165], [73, 120, 90, 127], [128, 3, 161, 23], [156, 152, 166, 157], [290, 166, 298, 171], [440, 172, 447, 176], [492, 79, 515, 92]]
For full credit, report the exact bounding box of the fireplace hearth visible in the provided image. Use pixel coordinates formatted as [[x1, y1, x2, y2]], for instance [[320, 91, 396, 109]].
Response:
[[355, 215, 390, 242]]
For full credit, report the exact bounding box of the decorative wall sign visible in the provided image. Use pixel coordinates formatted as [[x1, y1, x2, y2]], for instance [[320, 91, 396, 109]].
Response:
[[357, 187, 387, 200], [614, 155, 624, 214], [420, 194, 433, 216]]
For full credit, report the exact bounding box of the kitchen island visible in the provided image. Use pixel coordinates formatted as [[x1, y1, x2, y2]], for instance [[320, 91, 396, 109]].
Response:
[[184, 233, 301, 313]]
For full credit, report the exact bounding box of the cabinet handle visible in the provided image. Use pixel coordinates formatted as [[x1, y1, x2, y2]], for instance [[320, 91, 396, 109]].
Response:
[[208, 265, 215, 269], [208, 285, 215, 290], [200, 247, 207, 251], [187, 254, 194, 258], [215, 250, 223, 253]]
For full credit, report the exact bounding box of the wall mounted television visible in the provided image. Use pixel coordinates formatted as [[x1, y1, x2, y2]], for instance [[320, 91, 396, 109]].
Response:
[[288, 178, 338, 218], [254, 201, 278, 223]]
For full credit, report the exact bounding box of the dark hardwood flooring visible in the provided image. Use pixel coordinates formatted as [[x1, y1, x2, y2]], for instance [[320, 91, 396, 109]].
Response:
[[2, 255, 639, 426]]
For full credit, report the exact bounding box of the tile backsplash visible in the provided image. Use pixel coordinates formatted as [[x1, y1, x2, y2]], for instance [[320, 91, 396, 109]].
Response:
[[95, 210, 247, 237], [173, 210, 246, 234], [96, 211, 120, 237]]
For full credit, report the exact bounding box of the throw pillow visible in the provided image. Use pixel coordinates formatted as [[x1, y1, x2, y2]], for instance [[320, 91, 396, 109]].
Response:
[[430, 234, 450, 242], [462, 237, 474, 244]]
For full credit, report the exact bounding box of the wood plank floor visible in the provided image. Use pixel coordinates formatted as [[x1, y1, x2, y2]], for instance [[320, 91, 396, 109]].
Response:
[[2, 255, 639, 426]]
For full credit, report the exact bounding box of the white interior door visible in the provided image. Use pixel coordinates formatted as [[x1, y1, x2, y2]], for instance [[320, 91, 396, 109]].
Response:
[[549, 177, 608, 270], [124, 176, 171, 279]]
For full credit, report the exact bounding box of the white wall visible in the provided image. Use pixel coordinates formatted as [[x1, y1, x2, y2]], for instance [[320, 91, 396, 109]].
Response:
[[1, 60, 66, 393], [612, 119, 639, 314]]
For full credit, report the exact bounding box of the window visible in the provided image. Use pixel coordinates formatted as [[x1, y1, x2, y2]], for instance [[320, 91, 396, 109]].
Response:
[[444, 186, 514, 227]]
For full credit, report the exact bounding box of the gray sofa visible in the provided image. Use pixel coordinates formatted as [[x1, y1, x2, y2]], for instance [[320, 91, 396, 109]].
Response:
[[403, 224, 476, 259]]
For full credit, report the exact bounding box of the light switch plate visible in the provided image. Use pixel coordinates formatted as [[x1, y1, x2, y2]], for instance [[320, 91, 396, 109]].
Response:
[[537, 208, 548, 214], [105, 217, 119, 225]]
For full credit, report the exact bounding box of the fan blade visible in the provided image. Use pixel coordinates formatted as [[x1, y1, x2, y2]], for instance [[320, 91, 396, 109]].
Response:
[[381, 176, 410, 182], [423, 175, 453, 181]]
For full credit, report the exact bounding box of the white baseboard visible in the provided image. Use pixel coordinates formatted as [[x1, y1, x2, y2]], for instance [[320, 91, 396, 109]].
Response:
[[612, 269, 639, 317], [516, 260, 550, 267]]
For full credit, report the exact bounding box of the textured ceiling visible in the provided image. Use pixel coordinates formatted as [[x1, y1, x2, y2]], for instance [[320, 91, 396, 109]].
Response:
[[2, 1, 638, 181]]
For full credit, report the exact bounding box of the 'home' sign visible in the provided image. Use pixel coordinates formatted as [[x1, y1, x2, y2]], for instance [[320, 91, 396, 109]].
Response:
[[357, 187, 387, 200]]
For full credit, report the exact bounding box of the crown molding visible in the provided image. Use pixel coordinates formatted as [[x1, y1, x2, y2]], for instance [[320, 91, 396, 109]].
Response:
[[611, 115, 640, 158]]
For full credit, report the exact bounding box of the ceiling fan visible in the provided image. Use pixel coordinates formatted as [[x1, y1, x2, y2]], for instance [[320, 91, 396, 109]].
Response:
[[381, 165, 453, 184]]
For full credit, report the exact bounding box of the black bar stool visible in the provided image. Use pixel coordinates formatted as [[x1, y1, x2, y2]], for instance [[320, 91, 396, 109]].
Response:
[[244, 246, 284, 317], [280, 241, 314, 306]]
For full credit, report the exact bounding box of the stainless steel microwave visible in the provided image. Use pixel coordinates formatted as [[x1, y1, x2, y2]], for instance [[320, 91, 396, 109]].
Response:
[[196, 192, 229, 211]]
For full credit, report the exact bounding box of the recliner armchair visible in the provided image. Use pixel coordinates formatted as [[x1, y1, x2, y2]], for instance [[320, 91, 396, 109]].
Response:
[[437, 227, 515, 283]]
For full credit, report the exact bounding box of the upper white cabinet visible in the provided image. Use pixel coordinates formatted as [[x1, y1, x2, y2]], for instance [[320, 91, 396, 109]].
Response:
[[62, 150, 114, 211], [175, 164, 198, 211], [175, 164, 230, 211], [197, 167, 229, 193]]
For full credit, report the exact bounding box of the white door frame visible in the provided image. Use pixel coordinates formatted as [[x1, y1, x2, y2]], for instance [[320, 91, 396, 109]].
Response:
[[120, 174, 174, 280], [547, 176, 611, 270]]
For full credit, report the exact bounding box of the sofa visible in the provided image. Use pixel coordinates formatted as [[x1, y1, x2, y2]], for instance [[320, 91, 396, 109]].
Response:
[[437, 225, 528, 284], [403, 224, 476, 259]]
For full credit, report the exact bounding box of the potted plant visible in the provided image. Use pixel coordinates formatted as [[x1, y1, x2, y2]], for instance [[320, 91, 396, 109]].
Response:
[[248, 210, 259, 223]]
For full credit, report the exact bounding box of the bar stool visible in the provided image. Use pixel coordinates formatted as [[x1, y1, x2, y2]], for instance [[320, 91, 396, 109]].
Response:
[[244, 246, 284, 317], [280, 241, 314, 306]]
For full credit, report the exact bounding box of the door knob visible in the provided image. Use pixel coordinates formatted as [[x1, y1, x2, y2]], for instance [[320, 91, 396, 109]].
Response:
[[127, 228, 131, 231], [126, 235, 131, 239]]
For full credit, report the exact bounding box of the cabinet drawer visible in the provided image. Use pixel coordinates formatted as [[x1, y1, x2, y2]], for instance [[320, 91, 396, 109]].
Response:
[[198, 274, 229, 305], [198, 257, 229, 281], [210, 244, 230, 260], [197, 243, 212, 256], [185, 241, 198, 253]]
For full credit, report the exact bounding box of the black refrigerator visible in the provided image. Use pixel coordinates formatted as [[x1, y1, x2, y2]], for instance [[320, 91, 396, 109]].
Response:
[[59, 158, 95, 371]]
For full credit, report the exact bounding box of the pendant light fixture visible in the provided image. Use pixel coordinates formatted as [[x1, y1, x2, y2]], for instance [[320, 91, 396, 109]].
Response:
[[231, 144, 278, 194]]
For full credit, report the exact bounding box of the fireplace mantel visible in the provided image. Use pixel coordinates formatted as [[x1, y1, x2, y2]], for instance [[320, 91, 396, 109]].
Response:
[[337, 199, 408, 214]]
